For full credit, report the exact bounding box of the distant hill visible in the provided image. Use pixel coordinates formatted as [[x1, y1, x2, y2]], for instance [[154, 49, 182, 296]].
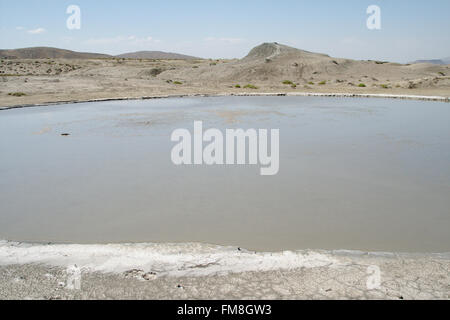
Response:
[[161, 42, 449, 90], [116, 51, 200, 60], [410, 57, 450, 65], [243, 42, 329, 61], [0, 47, 111, 59], [0, 47, 200, 60]]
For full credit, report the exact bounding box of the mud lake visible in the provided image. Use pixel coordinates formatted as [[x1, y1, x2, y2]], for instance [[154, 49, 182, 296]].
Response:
[[0, 96, 449, 252]]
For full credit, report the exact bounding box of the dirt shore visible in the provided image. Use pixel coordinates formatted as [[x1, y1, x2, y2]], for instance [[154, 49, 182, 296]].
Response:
[[0, 241, 450, 300], [0, 242, 448, 300]]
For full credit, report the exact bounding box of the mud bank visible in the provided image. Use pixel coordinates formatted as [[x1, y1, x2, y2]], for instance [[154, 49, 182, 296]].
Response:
[[0, 241, 449, 300], [0, 92, 449, 111]]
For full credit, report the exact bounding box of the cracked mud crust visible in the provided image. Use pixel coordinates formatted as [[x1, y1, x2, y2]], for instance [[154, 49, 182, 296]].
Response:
[[1, 252, 448, 300]]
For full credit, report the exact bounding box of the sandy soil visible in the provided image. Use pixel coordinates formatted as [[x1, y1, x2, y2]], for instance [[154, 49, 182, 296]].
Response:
[[0, 244, 448, 300], [1, 43, 449, 109]]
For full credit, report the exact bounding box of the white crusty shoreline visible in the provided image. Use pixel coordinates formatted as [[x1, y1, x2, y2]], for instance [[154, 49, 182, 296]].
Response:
[[0, 92, 449, 111], [0, 241, 340, 277], [0, 240, 449, 300]]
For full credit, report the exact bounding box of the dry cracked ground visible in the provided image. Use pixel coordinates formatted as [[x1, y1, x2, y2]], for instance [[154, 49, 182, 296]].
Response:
[[1, 253, 448, 300]]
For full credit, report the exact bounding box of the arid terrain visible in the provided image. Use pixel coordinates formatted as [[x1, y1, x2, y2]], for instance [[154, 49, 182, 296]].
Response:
[[1, 242, 449, 300], [1, 43, 449, 109], [1, 43, 450, 301]]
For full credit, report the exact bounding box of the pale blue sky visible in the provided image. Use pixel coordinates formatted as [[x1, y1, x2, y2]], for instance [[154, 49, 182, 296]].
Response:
[[0, 0, 449, 62]]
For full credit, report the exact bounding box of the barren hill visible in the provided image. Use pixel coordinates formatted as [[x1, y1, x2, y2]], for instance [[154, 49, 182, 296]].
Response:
[[161, 42, 450, 90], [411, 59, 446, 65], [410, 57, 450, 65], [243, 42, 329, 61], [116, 51, 200, 60], [0, 47, 111, 59], [0, 47, 201, 60], [1, 42, 448, 108]]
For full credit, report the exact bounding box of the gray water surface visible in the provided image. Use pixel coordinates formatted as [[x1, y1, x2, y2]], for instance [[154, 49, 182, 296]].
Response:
[[0, 96, 449, 252]]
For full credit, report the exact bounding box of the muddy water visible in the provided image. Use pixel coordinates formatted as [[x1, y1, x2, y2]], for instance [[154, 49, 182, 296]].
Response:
[[0, 96, 449, 252]]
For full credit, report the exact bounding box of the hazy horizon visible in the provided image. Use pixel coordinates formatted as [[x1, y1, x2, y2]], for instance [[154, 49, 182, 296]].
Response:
[[1, 0, 449, 62]]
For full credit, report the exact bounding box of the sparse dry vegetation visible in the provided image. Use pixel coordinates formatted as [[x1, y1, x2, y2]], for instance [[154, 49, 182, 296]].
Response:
[[1, 42, 448, 108], [8, 92, 26, 97]]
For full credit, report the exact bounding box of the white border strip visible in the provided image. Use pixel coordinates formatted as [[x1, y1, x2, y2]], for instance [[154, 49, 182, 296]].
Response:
[[1, 92, 449, 111], [0, 241, 338, 277]]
